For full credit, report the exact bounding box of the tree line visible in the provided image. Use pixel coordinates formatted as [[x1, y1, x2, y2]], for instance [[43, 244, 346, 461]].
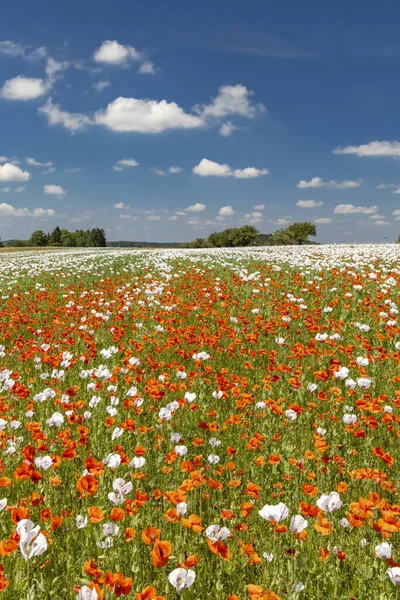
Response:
[[7, 227, 107, 248], [183, 222, 317, 248]]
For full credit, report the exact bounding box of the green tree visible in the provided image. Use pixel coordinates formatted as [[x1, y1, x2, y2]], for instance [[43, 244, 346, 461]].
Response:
[[89, 228, 107, 247], [61, 230, 76, 247], [29, 230, 48, 246], [271, 222, 317, 245], [49, 226, 62, 245]]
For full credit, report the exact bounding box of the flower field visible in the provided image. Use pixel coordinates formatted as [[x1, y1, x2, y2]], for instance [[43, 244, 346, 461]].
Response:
[[1, 245, 400, 599]]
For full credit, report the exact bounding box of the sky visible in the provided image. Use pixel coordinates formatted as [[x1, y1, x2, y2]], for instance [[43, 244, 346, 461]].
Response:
[[1, 0, 400, 243]]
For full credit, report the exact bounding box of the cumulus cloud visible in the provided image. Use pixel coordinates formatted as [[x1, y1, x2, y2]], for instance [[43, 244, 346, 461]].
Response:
[[114, 202, 129, 209], [296, 199, 323, 208], [0, 202, 54, 217], [139, 61, 155, 74], [253, 204, 265, 209], [0, 163, 30, 182], [38, 85, 265, 136], [92, 80, 111, 92], [297, 177, 361, 189], [193, 158, 268, 178], [0, 188, 10, 193], [152, 168, 165, 175], [219, 205, 235, 216], [147, 214, 160, 221], [26, 157, 53, 167], [334, 204, 377, 214], [1, 76, 48, 100], [195, 84, 265, 119], [244, 211, 263, 223], [169, 166, 183, 173], [333, 141, 400, 157], [219, 121, 239, 137], [44, 184, 66, 196], [185, 203, 206, 212], [274, 218, 290, 225], [113, 158, 139, 171], [39, 98, 92, 132], [0, 41, 47, 60], [15, 186, 25, 192], [376, 183, 398, 189], [314, 217, 333, 224], [94, 97, 204, 133], [93, 40, 141, 65]]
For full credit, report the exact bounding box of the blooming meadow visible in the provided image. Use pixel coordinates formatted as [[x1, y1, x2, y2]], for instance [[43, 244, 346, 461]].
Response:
[[0, 245, 400, 599]]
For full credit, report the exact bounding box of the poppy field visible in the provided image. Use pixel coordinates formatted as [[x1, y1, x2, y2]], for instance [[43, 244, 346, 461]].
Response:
[[1, 245, 400, 600]]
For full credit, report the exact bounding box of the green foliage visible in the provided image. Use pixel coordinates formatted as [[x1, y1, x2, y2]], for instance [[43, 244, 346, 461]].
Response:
[[270, 222, 317, 245], [207, 225, 259, 247], [29, 230, 48, 246]]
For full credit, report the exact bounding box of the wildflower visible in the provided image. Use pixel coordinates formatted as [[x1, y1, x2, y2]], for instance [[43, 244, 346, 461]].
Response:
[[386, 568, 400, 585], [205, 525, 231, 542], [17, 519, 47, 561], [316, 492, 342, 513], [259, 502, 289, 522], [168, 568, 196, 593], [290, 515, 308, 533], [375, 542, 392, 559]]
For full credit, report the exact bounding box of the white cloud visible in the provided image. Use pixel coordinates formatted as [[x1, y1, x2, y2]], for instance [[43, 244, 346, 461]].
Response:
[[0, 188, 10, 193], [193, 159, 232, 177], [314, 217, 333, 224], [93, 40, 141, 65], [39, 98, 92, 132], [393, 209, 400, 216], [0, 156, 7, 163], [15, 186, 25, 192], [0, 163, 30, 182], [219, 205, 235, 216], [0, 41, 47, 60], [333, 141, 400, 157], [119, 214, 131, 219], [147, 214, 160, 221], [94, 97, 203, 133], [152, 168, 165, 175], [42, 166, 56, 175], [253, 204, 265, 209], [168, 215, 178, 220], [92, 80, 111, 92], [219, 121, 239, 137], [0, 202, 54, 217], [334, 204, 378, 214], [139, 61, 155, 74], [193, 158, 268, 178], [274, 218, 290, 225], [45, 58, 68, 81], [0, 41, 25, 57], [169, 166, 183, 173], [1, 76, 48, 100], [185, 203, 206, 212], [26, 157, 53, 167], [393, 188, 400, 195], [187, 217, 203, 226], [114, 202, 129, 209], [296, 199, 323, 208], [373, 219, 390, 225], [195, 84, 265, 119], [244, 211, 263, 223], [113, 158, 139, 171], [44, 184, 66, 196], [377, 183, 397, 189], [297, 177, 360, 189]]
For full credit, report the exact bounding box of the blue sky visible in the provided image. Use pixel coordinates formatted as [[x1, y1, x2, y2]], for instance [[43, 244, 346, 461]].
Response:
[[1, 0, 400, 242]]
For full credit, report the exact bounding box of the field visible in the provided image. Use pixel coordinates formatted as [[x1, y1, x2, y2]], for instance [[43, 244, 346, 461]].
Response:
[[0, 245, 400, 599]]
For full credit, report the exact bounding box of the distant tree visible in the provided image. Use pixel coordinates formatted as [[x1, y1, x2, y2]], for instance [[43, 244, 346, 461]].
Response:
[[89, 228, 107, 247], [190, 237, 209, 248], [271, 222, 316, 245], [255, 233, 274, 246], [29, 230, 48, 246], [49, 226, 62, 245], [207, 225, 259, 248], [61, 230, 76, 247], [0, 237, 3, 248]]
